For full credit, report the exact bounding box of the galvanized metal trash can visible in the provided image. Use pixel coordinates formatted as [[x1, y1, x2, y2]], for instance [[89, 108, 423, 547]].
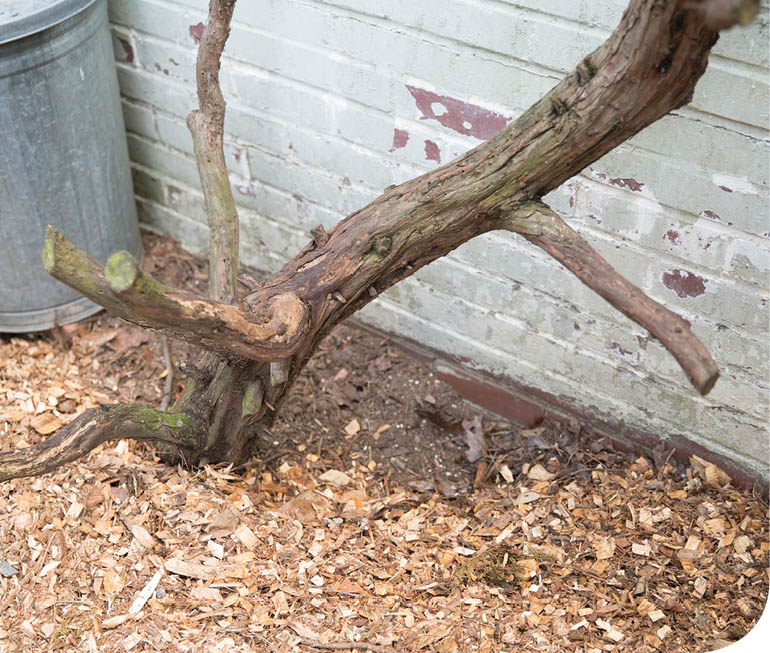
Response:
[[0, 0, 141, 332]]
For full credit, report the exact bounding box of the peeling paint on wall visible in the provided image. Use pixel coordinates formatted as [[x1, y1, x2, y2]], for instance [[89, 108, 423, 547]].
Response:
[[608, 177, 644, 192], [235, 183, 258, 198], [662, 269, 708, 298], [424, 139, 441, 163], [389, 128, 409, 152], [118, 38, 134, 63], [664, 229, 681, 245], [712, 173, 761, 195], [189, 23, 205, 44], [406, 85, 510, 140]]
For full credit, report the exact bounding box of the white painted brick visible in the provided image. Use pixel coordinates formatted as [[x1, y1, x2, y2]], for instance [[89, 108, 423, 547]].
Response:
[[629, 114, 770, 187], [136, 197, 209, 258], [117, 66, 195, 118], [154, 111, 245, 175], [130, 166, 165, 204], [691, 63, 770, 131], [112, 0, 770, 478], [109, 0, 205, 47], [110, 26, 137, 66], [246, 147, 377, 216], [127, 133, 201, 190], [588, 149, 769, 237], [121, 100, 156, 140]]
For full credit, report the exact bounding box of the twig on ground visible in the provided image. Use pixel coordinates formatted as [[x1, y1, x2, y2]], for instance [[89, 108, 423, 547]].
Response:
[[299, 639, 393, 652]]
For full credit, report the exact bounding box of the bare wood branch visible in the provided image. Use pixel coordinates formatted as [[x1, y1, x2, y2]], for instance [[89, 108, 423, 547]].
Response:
[[187, 0, 239, 303], [43, 228, 309, 361], [0, 405, 200, 482], [500, 202, 720, 395]]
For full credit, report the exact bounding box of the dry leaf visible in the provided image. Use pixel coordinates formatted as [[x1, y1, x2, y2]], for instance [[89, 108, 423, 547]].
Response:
[[344, 418, 360, 436], [279, 490, 334, 524]]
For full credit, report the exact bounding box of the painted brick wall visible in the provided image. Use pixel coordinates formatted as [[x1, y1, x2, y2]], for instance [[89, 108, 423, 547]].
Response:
[[107, 0, 770, 478]]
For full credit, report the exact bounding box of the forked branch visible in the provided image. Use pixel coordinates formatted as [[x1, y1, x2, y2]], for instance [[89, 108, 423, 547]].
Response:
[[7, 0, 757, 481]]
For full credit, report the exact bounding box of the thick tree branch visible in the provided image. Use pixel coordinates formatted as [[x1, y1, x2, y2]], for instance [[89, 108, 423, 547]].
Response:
[[44, 228, 308, 361], [0, 405, 200, 482], [187, 0, 239, 303], [500, 203, 720, 395]]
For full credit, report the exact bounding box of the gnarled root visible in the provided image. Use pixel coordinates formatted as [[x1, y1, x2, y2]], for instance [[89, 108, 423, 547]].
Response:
[[0, 404, 201, 482]]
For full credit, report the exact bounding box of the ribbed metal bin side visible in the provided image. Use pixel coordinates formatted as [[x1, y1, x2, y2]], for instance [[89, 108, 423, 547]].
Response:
[[0, 0, 141, 333]]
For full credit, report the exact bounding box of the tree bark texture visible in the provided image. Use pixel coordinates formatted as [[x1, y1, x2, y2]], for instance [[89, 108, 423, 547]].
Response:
[[0, 0, 758, 481]]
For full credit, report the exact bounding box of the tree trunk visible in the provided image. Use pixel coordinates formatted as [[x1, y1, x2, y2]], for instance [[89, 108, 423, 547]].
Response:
[[0, 0, 759, 481]]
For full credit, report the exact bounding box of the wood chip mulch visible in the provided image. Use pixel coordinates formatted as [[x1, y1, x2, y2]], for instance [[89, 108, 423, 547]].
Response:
[[1, 234, 767, 652]]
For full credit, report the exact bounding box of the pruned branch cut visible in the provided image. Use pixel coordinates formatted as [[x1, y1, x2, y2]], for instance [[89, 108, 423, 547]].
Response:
[[43, 227, 309, 361]]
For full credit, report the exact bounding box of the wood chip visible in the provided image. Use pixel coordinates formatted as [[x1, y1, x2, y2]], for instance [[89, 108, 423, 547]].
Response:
[[30, 412, 62, 435], [318, 469, 352, 487], [593, 536, 616, 560], [234, 524, 259, 548], [632, 540, 651, 556], [129, 570, 162, 615], [130, 524, 155, 549], [527, 464, 555, 481], [0, 257, 766, 651], [164, 558, 217, 580]]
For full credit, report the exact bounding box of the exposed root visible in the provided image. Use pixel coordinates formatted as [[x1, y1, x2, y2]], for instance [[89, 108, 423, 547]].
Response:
[[0, 404, 200, 482]]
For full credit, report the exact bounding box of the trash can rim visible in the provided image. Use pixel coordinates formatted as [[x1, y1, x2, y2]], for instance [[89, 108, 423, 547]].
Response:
[[0, 0, 97, 45]]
